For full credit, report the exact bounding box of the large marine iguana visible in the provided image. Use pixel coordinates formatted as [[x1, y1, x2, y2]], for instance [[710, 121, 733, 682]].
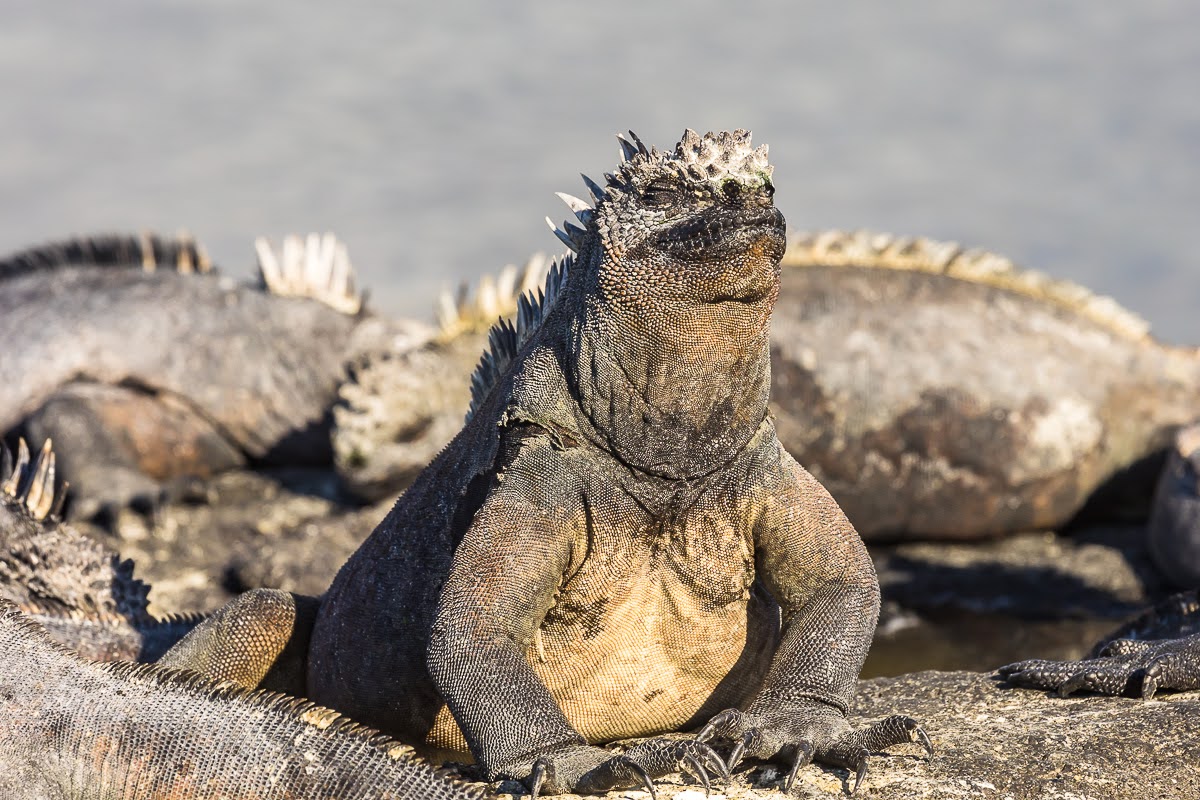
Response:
[[163, 130, 930, 796], [0, 231, 452, 520]]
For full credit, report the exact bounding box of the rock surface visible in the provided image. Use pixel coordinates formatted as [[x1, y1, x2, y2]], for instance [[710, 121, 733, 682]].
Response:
[[480, 671, 1198, 800], [79, 469, 387, 614]]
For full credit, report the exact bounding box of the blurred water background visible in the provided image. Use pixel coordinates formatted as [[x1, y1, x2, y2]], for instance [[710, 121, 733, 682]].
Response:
[[1, 2, 1196, 342]]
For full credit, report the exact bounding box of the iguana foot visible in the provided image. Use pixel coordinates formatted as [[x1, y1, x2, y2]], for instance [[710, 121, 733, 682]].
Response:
[[516, 739, 727, 799], [999, 633, 1200, 698], [697, 706, 931, 795]]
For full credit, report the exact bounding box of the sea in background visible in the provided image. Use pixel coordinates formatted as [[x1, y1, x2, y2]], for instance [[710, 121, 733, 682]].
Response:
[[1, 2, 1196, 342]]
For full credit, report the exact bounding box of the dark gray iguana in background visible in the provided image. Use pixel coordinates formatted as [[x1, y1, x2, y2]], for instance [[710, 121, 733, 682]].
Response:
[[169, 129, 930, 796], [0, 231, 451, 519]]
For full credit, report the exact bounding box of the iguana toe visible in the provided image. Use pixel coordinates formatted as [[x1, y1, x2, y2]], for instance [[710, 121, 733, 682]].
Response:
[[817, 716, 932, 795], [999, 633, 1200, 697]]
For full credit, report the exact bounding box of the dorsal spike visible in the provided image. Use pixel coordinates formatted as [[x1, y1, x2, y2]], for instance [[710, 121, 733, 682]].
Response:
[[27, 445, 55, 520], [546, 217, 579, 253], [139, 231, 157, 271], [617, 134, 639, 162], [50, 480, 69, 519], [2, 438, 29, 497], [627, 130, 649, 156], [581, 174, 606, 202], [19, 439, 51, 507], [564, 220, 588, 248], [555, 192, 592, 215], [176, 231, 195, 274]]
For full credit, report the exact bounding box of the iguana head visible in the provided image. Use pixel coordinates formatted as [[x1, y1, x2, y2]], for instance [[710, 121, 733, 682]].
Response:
[[541, 130, 785, 477], [550, 129, 785, 337]]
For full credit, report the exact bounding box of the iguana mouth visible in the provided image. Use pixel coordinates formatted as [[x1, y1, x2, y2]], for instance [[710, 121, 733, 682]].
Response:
[[655, 207, 785, 263]]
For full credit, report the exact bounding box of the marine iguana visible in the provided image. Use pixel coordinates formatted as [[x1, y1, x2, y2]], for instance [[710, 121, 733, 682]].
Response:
[[771, 230, 1200, 541], [0, 599, 494, 800], [0, 231, 441, 520], [166, 130, 930, 796]]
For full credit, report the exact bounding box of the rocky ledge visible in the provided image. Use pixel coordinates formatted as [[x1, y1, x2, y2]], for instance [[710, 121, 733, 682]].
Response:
[[493, 671, 1198, 800]]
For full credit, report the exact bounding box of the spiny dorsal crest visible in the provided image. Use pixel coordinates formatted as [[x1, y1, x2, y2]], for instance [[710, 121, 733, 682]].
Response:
[[1, 438, 64, 521], [436, 253, 552, 340], [254, 232, 363, 315], [546, 129, 773, 254], [784, 229, 1152, 341], [0, 232, 211, 282], [466, 254, 572, 420]]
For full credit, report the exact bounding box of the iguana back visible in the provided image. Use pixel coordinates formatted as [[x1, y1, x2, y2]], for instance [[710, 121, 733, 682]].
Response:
[[0, 599, 492, 800], [772, 231, 1200, 539]]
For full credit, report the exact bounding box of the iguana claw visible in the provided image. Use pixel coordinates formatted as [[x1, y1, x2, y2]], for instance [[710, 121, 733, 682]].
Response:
[[998, 633, 1200, 697], [527, 738, 723, 797], [683, 753, 711, 796], [698, 708, 929, 795], [783, 741, 814, 793]]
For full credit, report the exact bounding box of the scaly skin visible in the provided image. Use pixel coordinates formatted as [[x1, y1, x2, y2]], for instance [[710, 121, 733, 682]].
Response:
[[772, 231, 1200, 541], [289, 130, 927, 795], [0, 599, 493, 800], [0, 233, 422, 519], [0, 438, 201, 661], [999, 590, 1200, 698]]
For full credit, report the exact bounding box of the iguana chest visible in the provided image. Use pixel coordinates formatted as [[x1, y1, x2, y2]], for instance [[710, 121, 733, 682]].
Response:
[[528, 490, 780, 742]]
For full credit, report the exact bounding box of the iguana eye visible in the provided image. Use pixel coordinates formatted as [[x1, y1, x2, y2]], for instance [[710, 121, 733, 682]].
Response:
[[763, 181, 775, 199]]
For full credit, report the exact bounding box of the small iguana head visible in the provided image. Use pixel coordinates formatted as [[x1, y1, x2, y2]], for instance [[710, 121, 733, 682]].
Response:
[[549, 129, 785, 338]]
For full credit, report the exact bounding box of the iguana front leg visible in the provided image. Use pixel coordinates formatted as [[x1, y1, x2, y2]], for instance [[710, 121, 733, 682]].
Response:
[[426, 465, 724, 797], [698, 452, 930, 794]]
